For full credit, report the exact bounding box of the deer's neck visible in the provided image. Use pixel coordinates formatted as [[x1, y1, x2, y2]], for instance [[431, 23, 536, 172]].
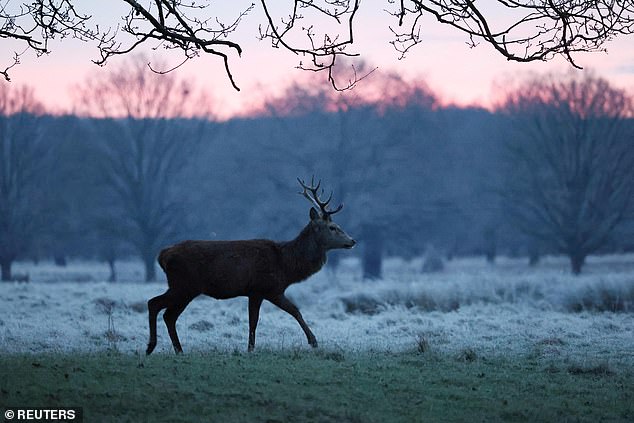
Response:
[[280, 225, 327, 284]]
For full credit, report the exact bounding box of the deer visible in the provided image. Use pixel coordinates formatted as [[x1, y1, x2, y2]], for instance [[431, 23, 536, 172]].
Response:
[[146, 177, 356, 355]]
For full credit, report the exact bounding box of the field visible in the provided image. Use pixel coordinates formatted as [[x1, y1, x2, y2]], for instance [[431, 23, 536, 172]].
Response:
[[2, 350, 632, 422], [1, 256, 634, 421]]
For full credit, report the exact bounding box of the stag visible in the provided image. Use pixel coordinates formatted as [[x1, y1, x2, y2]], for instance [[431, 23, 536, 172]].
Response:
[[146, 177, 355, 354]]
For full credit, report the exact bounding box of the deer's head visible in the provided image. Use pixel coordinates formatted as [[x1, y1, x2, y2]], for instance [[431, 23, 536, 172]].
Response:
[[298, 177, 356, 250]]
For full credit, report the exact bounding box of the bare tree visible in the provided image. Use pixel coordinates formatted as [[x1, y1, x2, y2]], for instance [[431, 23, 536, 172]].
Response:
[[75, 57, 210, 281], [260, 67, 439, 278], [0, 84, 45, 280], [500, 72, 634, 274], [3, 1, 634, 88], [92, 210, 128, 283]]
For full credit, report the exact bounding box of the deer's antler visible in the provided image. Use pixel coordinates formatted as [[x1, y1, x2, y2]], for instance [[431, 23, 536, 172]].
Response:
[[297, 176, 343, 220]]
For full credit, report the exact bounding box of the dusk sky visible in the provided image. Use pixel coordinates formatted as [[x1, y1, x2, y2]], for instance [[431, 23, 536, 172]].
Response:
[[4, 1, 634, 118]]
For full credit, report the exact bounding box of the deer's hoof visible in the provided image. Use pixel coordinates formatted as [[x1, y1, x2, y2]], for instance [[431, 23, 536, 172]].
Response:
[[309, 338, 318, 348], [146, 343, 156, 355]]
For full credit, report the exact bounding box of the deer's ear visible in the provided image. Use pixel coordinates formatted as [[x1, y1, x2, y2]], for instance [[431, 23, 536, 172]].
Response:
[[309, 207, 321, 221]]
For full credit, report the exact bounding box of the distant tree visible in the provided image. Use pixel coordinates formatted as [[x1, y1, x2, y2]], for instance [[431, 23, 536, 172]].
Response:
[[360, 223, 383, 279], [528, 241, 541, 267], [500, 73, 634, 274], [0, 84, 46, 281], [483, 225, 497, 264], [260, 61, 437, 116], [93, 211, 128, 283], [3, 1, 634, 89], [75, 57, 211, 281], [261, 67, 439, 278], [422, 244, 444, 273]]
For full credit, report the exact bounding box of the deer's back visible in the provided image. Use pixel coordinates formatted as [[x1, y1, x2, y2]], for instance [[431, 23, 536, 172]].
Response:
[[158, 239, 285, 299]]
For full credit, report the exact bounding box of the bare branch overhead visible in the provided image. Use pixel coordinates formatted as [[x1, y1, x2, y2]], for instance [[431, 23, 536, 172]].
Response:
[[1, 0, 97, 81], [2, 1, 634, 88], [391, 1, 634, 68]]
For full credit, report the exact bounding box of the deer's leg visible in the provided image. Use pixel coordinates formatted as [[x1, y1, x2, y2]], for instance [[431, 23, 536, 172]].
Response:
[[163, 293, 195, 354], [248, 296, 264, 352], [147, 290, 172, 355], [269, 294, 317, 348]]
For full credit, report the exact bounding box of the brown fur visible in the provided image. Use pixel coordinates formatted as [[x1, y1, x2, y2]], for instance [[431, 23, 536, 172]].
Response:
[[146, 210, 355, 354]]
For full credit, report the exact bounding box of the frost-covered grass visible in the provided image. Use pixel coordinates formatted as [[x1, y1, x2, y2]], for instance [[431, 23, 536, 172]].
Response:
[[2, 256, 633, 421], [0, 255, 633, 366], [9, 259, 162, 283], [341, 256, 634, 314]]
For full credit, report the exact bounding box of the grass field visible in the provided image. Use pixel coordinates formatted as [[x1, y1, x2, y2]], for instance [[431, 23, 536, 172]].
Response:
[[1, 350, 633, 422], [1, 256, 633, 421]]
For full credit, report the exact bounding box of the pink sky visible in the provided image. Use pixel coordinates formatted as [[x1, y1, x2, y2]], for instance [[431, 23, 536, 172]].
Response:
[[3, 2, 634, 119]]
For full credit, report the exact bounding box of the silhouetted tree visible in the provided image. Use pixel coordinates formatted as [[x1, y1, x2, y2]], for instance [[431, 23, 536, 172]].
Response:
[[528, 242, 541, 267], [361, 224, 383, 279], [75, 57, 211, 281], [500, 73, 634, 274], [3, 1, 634, 88], [93, 211, 128, 282], [261, 67, 439, 278], [0, 84, 46, 280], [422, 244, 444, 273], [483, 226, 497, 264]]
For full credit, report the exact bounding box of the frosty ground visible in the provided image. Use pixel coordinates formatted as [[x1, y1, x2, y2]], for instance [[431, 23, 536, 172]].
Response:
[[1, 255, 633, 367]]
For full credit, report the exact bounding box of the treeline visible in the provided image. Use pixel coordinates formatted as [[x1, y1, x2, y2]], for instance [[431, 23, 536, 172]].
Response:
[[1, 68, 633, 280]]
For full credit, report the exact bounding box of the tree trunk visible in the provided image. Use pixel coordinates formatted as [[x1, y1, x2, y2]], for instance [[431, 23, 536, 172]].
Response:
[[528, 251, 540, 266], [54, 254, 67, 267], [528, 243, 540, 266], [483, 226, 497, 264], [362, 224, 383, 280], [144, 254, 156, 282], [107, 258, 117, 282], [570, 252, 586, 275], [363, 243, 382, 279], [1, 259, 12, 281]]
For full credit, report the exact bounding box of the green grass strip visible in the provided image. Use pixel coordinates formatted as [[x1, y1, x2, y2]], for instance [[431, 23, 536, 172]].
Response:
[[1, 350, 632, 422]]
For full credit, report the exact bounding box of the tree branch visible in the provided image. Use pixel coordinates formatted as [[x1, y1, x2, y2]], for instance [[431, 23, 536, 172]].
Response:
[[2, 1, 634, 89]]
